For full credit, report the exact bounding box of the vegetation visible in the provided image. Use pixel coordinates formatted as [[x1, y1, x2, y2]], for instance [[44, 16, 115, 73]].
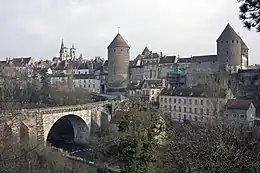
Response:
[[238, 0, 260, 32], [0, 69, 91, 109], [0, 142, 96, 173]]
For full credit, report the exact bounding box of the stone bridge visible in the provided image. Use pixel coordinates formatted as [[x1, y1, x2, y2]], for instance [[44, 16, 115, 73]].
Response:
[[0, 101, 115, 147]]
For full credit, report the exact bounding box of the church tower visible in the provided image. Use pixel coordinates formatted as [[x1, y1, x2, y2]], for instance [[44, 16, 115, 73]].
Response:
[[70, 44, 76, 61], [107, 33, 130, 88], [217, 24, 249, 71], [59, 39, 69, 60]]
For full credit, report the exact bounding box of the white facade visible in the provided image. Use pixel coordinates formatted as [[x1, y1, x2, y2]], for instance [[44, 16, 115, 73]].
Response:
[[159, 90, 232, 123], [73, 78, 100, 93]]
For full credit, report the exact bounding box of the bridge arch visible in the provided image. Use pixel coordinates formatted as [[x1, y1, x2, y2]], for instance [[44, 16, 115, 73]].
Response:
[[46, 114, 89, 147]]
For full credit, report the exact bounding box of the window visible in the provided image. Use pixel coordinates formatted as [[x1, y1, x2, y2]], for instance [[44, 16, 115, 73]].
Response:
[[195, 116, 198, 121], [200, 108, 203, 115], [151, 97, 154, 101], [169, 105, 172, 111], [189, 107, 192, 113], [84, 80, 86, 83], [178, 107, 181, 112], [164, 98, 167, 103], [178, 99, 181, 104], [226, 41, 229, 43], [93, 84, 95, 88], [233, 113, 237, 118], [174, 106, 176, 111], [88, 84, 90, 88], [200, 100, 203, 105], [194, 108, 197, 114], [232, 40, 234, 43], [226, 50, 228, 55], [240, 114, 245, 118], [201, 116, 204, 121], [184, 107, 187, 113], [183, 114, 187, 120], [184, 99, 186, 104], [169, 98, 172, 103], [164, 105, 167, 109], [174, 98, 176, 103], [84, 84, 86, 88], [226, 59, 228, 62], [206, 109, 209, 115], [189, 99, 192, 105], [195, 100, 198, 105], [152, 90, 154, 94], [207, 100, 210, 106], [189, 115, 192, 120], [161, 98, 163, 102]]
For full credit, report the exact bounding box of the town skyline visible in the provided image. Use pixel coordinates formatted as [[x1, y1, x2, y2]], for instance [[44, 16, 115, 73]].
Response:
[[0, 0, 259, 64]]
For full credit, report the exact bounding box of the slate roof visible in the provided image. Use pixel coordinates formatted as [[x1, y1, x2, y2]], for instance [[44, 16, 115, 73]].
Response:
[[127, 81, 143, 90], [143, 80, 162, 89], [142, 46, 150, 55], [177, 57, 191, 63], [159, 56, 176, 64], [108, 33, 129, 48], [143, 52, 160, 59], [104, 60, 108, 66], [191, 55, 217, 63], [160, 87, 227, 98], [10, 57, 32, 66], [217, 24, 241, 41], [226, 99, 253, 110]]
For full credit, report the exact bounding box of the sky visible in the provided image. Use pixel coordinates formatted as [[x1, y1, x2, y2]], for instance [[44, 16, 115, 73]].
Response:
[[0, 0, 259, 64]]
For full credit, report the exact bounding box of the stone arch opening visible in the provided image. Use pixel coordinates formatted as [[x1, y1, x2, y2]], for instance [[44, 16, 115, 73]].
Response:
[[47, 115, 89, 151]]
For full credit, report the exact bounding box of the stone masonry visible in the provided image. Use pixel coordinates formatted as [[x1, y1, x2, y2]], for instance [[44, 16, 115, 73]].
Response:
[[0, 101, 112, 146]]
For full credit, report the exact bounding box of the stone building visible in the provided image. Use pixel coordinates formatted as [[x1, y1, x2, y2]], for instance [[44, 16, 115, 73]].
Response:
[[224, 99, 255, 127], [217, 24, 249, 72], [159, 87, 233, 122], [107, 33, 130, 88]]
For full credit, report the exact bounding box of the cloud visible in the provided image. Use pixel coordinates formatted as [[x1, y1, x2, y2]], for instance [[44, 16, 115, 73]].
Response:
[[0, 0, 259, 64]]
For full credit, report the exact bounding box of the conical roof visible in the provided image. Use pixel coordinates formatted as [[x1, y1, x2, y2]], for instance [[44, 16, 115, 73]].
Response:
[[108, 33, 129, 48], [217, 24, 240, 41], [142, 46, 150, 55], [59, 39, 64, 53]]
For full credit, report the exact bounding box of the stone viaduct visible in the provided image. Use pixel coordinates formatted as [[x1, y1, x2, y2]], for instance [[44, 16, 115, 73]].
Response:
[[0, 101, 114, 147]]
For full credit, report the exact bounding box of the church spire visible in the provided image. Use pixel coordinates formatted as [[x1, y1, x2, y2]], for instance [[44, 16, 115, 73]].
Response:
[[60, 39, 64, 54]]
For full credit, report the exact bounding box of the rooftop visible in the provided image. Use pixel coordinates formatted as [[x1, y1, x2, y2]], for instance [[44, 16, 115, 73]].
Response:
[[108, 33, 129, 48], [226, 99, 253, 110]]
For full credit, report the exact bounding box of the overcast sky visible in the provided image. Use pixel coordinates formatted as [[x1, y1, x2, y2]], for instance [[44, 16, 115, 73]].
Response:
[[0, 0, 259, 64]]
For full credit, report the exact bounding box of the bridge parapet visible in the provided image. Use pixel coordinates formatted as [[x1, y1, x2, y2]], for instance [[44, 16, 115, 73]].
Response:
[[0, 101, 112, 117]]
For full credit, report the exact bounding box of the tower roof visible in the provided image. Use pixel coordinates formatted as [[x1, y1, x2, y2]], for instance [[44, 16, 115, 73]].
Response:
[[217, 24, 240, 41], [142, 46, 150, 55], [59, 39, 64, 53], [108, 33, 129, 48]]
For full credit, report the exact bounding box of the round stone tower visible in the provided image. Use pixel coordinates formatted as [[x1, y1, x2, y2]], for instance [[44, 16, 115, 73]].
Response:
[[107, 33, 130, 88], [217, 24, 249, 70]]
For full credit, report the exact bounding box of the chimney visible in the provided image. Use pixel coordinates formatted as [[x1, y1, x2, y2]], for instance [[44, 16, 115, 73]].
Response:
[[160, 52, 163, 57]]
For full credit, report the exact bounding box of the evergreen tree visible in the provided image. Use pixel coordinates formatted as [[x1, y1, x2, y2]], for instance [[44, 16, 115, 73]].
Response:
[[118, 101, 165, 173], [238, 0, 260, 32], [39, 69, 52, 106]]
